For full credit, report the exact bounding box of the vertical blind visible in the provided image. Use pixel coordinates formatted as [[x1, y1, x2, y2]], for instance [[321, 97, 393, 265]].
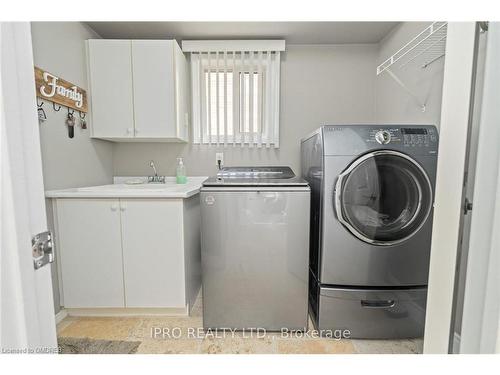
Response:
[[183, 41, 285, 147]]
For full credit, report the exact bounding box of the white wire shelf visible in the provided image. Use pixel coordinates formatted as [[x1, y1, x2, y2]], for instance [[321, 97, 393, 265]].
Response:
[[376, 22, 448, 112], [377, 22, 448, 75]]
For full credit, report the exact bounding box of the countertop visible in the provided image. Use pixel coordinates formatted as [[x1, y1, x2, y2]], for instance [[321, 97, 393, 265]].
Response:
[[45, 176, 208, 199]]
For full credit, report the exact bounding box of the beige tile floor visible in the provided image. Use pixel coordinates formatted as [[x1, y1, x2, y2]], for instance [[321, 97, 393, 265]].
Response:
[[57, 293, 423, 354]]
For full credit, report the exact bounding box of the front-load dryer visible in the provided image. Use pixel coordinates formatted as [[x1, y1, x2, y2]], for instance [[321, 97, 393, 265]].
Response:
[[301, 125, 438, 338]]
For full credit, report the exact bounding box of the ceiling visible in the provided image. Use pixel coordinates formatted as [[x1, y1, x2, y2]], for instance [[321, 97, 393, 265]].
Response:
[[85, 22, 399, 44]]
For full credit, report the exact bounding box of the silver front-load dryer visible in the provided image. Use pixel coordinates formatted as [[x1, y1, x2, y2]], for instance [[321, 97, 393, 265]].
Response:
[[301, 125, 439, 338]]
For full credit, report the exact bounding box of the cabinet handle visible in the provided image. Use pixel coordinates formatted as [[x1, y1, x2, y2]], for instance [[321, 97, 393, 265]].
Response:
[[110, 204, 118, 211], [135, 128, 139, 135], [126, 128, 133, 135], [120, 203, 127, 211]]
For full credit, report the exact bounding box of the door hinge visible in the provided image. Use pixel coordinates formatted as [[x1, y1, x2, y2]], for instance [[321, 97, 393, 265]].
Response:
[[464, 198, 473, 215], [32, 230, 54, 270], [479, 21, 489, 33]]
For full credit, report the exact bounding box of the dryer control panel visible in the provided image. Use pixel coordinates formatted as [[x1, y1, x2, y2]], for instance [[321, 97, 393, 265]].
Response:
[[365, 127, 437, 147], [401, 127, 438, 147], [322, 125, 439, 156], [375, 130, 392, 144]]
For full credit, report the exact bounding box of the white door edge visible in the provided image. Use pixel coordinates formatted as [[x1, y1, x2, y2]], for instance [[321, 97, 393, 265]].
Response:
[[0, 22, 57, 352], [423, 22, 478, 354]]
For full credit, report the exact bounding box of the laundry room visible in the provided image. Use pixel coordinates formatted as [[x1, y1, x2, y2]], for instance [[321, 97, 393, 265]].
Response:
[[2, 3, 500, 366]]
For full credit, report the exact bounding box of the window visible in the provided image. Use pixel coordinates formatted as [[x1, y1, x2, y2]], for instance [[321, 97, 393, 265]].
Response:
[[184, 41, 284, 147]]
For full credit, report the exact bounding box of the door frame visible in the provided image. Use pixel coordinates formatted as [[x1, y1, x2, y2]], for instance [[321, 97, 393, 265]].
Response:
[[423, 22, 479, 354], [459, 21, 500, 354]]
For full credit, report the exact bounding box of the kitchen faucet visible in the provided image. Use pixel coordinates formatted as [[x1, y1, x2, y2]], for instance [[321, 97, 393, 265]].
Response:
[[148, 160, 165, 183], [149, 160, 158, 176]]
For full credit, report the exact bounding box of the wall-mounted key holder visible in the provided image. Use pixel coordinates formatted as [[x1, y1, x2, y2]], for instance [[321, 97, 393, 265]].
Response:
[[34, 66, 89, 139], [66, 108, 75, 138], [35, 66, 87, 113]]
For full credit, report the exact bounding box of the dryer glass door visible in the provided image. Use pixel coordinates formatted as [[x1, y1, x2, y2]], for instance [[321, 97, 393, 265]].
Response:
[[336, 150, 433, 246]]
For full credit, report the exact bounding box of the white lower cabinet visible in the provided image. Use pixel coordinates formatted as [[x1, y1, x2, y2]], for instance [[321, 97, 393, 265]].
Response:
[[56, 199, 125, 308], [120, 199, 185, 308], [54, 197, 200, 311]]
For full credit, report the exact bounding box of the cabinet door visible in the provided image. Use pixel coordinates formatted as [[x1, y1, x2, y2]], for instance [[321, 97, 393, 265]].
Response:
[[131, 40, 176, 138], [56, 199, 124, 308], [88, 40, 134, 138], [120, 199, 185, 308]]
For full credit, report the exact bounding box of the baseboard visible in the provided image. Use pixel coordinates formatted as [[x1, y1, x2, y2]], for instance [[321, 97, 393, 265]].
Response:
[[65, 307, 189, 317], [55, 309, 68, 324]]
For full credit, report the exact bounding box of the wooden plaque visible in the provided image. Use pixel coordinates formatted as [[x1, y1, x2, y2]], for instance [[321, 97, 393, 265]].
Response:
[[35, 66, 88, 113]]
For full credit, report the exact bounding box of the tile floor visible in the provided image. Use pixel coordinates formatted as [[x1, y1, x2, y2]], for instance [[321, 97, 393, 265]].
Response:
[[57, 294, 423, 354]]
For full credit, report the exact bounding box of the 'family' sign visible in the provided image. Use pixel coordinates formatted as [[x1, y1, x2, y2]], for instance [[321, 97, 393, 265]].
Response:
[[34, 67, 88, 112]]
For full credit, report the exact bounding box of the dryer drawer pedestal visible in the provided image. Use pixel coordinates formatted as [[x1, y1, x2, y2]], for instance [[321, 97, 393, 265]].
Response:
[[316, 286, 427, 339]]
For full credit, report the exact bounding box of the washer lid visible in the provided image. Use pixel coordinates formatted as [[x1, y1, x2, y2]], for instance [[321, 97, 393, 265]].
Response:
[[203, 166, 309, 186]]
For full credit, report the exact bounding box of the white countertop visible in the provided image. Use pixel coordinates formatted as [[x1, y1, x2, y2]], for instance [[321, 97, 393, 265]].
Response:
[[45, 176, 208, 199]]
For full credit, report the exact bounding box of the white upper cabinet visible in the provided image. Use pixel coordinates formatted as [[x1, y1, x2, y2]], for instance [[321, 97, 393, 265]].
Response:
[[87, 39, 189, 142], [132, 40, 175, 139], [87, 40, 135, 139]]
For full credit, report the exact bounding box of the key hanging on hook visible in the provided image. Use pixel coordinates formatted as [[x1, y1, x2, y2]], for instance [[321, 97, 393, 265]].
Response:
[[79, 111, 87, 129], [66, 108, 75, 138], [37, 99, 47, 123]]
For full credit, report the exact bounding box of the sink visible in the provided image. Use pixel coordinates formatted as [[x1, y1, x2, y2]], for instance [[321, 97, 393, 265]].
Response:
[[45, 177, 207, 198], [119, 183, 177, 189]]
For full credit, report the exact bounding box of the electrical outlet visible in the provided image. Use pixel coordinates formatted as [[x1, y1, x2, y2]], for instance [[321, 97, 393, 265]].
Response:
[[216, 152, 224, 168]]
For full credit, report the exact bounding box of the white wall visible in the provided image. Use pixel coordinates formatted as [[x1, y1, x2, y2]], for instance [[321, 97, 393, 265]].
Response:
[[113, 24, 446, 177], [31, 22, 114, 313], [31, 22, 113, 190], [375, 22, 445, 126], [112, 44, 378, 177]]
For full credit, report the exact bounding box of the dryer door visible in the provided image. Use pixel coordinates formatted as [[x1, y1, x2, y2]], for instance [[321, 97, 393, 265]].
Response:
[[335, 150, 433, 246]]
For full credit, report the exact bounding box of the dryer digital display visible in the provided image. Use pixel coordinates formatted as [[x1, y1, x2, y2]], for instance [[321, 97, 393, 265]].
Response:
[[401, 128, 428, 135]]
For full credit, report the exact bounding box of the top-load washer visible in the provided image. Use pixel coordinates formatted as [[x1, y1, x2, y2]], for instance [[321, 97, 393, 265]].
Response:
[[200, 167, 310, 331], [301, 125, 439, 338]]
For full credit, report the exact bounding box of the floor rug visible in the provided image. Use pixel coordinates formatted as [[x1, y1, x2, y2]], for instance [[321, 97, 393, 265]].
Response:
[[58, 337, 141, 354]]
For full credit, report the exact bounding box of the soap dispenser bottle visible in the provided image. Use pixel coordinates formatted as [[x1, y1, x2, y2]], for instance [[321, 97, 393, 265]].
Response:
[[176, 157, 187, 184]]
